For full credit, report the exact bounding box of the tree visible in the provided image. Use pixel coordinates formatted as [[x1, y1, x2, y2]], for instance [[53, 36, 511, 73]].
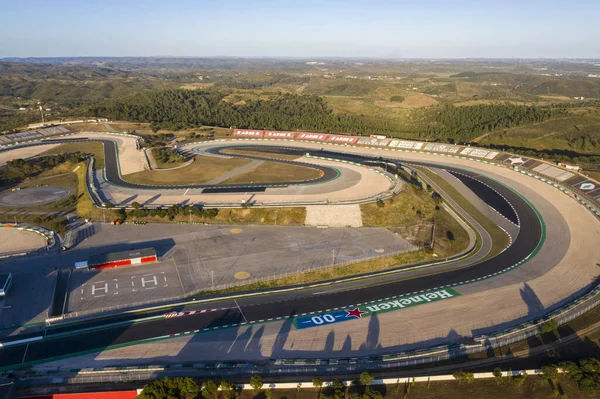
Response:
[[452, 370, 474, 384], [220, 380, 238, 399], [250, 375, 263, 392], [313, 377, 323, 399], [541, 365, 559, 380], [330, 380, 345, 399], [560, 358, 600, 392], [131, 201, 141, 209], [493, 367, 503, 385], [541, 319, 559, 336], [104, 201, 114, 208], [360, 371, 374, 392], [202, 380, 219, 399], [140, 377, 199, 399], [513, 372, 527, 387], [220, 380, 234, 392]]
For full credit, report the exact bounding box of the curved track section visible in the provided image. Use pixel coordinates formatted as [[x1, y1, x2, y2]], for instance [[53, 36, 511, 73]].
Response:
[[0, 135, 598, 370], [0, 139, 549, 368]]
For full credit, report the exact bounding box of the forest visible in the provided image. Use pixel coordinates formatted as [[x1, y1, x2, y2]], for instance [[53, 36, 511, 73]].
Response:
[[430, 103, 562, 143], [86, 89, 392, 134]]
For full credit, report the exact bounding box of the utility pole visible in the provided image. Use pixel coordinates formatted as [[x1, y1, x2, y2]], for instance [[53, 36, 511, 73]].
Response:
[[39, 105, 44, 124], [210, 270, 214, 291], [103, 208, 106, 223], [431, 216, 436, 255], [189, 208, 192, 224]]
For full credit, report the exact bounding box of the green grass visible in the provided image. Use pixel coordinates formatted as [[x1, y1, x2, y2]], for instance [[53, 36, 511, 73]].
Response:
[[361, 182, 435, 226], [123, 156, 251, 185], [151, 147, 186, 169], [125, 207, 307, 226], [40, 142, 106, 169], [220, 148, 304, 161], [432, 205, 471, 258], [222, 161, 321, 184], [417, 167, 509, 260]]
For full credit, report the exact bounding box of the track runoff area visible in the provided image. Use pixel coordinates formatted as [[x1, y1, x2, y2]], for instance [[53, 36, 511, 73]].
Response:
[[0, 129, 598, 369]]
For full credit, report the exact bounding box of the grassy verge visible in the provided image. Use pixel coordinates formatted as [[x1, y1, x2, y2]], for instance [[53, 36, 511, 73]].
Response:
[[73, 161, 119, 221], [222, 162, 322, 184], [192, 249, 433, 297], [125, 207, 307, 226], [416, 167, 509, 259], [361, 182, 435, 226], [221, 148, 304, 161], [361, 177, 470, 257], [40, 142, 106, 169], [122, 156, 251, 185], [151, 147, 186, 169], [60, 122, 109, 132], [432, 206, 471, 258]]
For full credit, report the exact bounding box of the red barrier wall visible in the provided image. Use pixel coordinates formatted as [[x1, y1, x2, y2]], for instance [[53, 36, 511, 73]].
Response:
[[327, 135, 359, 144], [265, 131, 295, 139], [297, 132, 329, 141], [233, 129, 263, 137], [91, 259, 132, 269]]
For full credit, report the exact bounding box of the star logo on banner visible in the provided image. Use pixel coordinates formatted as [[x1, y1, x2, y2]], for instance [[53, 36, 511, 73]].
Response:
[[345, 308, 367, 318]]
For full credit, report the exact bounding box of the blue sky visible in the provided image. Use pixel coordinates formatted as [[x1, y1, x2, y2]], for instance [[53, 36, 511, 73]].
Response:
[[1, 0, 599, 58]]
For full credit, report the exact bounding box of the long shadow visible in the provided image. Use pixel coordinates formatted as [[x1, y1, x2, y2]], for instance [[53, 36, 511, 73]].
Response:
[[360, 313, 381, 352], [118, 194, 138, 206], [142, 194, 161, 206], [520, 282, 544, 316]]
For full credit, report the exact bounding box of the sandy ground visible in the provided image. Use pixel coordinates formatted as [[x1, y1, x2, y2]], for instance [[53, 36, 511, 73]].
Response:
[[0, 228, 46, 255], [305, 205, 363, 227], [39, 141, 600, 368]]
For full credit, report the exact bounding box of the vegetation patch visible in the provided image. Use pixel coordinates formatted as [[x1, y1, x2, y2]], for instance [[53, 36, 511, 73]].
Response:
[[0, 153, 86, 187], [87, 90, 390, 134], [220, 148, 303, 161], [417, 167, 509, 260], [151, 147, 186, 168], [121, 205, 306, 226], [123, 156, 251, 185], [222, 162, 321, 184], [40, 142, 105, 169]]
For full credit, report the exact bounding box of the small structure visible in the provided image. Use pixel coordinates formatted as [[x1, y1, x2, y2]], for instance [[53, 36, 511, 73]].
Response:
[[88, 248, 157, 270]]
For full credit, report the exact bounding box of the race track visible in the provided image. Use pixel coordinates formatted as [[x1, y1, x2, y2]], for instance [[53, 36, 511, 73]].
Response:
[[0, 132, 598, 370]]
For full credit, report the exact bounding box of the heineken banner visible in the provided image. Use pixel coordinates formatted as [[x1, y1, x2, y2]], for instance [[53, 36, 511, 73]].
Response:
[[294, 288, 460, 330]]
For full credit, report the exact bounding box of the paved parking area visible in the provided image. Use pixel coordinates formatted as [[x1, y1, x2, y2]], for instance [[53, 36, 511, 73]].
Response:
[[67, 261, 185, 315], [63, 223, 414, 315]]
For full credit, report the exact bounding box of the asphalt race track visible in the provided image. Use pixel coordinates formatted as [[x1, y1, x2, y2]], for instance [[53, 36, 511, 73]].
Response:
[[0, 139, 547, 368], [100, 139, 339, 190]]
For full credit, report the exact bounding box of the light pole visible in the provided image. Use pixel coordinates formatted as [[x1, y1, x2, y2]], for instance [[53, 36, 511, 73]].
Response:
[[189, 208, 192, 224], [331, 249, 335, 267], [210, 270, 214, 291]]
